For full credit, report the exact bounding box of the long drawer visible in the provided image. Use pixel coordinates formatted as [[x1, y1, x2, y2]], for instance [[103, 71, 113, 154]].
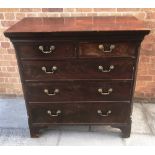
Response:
[[25, 81, 132, 102], [21, 58, 134, 81], [30, 102, 131, 124], [14, 41, 76, 59], [79, 41, 138, 58]]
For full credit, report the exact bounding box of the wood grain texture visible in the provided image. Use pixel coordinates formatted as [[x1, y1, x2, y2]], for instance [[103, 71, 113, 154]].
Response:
[[14, 41, 76, 59], [79, 42, 138, 57], [21, 58, 135, 81], [24, 81, 132, 102], [4, 17, 149, 34], [4, 17, 150, 138], [30, 102, 131, 124]]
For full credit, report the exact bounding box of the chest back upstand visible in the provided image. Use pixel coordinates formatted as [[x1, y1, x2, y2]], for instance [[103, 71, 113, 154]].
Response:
[[4, 17, 150, 138]]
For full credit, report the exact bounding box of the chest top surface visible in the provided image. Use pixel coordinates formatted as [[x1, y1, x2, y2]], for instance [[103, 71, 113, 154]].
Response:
[[4, 16, 149, 35]]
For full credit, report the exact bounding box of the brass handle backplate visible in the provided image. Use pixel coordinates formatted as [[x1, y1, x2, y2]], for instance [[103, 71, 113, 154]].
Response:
[[98, 88, 113, 95], [39, 45, 55, 54], [97, 110, 112, 117], [47, 110, 61, 117], [42, 66, 57, 74], [98, 44, 115, 53], [44, 89, 59, 96], [98, 65, 114, 73]]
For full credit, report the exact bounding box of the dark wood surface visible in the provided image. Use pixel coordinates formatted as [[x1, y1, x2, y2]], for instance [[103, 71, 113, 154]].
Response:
[[4, 17, 150, 138], [21, 58, 134, 81], [25, 81, 132, 102], [79, 41, 138, 58], [30, 102, 131, 124], [14, 41, 76, 59]]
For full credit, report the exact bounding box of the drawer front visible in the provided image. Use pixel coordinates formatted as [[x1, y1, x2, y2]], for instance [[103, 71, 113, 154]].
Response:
[[30, 102, 131, 124], [25, 81, 132, 102], [14, 41, 76, 59], [79, 42, 138, 57], [22, 58, 134, 81]]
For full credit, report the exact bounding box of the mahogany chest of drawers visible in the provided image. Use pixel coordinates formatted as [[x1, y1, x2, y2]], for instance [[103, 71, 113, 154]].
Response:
[[4, 17, 150, 138]]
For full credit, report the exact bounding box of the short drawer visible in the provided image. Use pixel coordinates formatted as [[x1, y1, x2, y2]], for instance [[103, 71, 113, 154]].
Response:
[[30, 102, 131, 124], [14, 41, 76, 59], [79, 42, 138, 58], [25, 81, 132, 102], [21, 58, 134, 81]]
